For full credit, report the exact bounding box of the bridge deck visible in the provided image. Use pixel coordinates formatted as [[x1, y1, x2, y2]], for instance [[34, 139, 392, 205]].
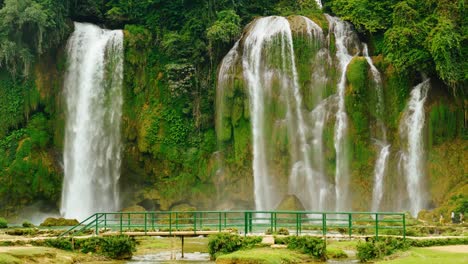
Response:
[[58, 210, 407, 241]]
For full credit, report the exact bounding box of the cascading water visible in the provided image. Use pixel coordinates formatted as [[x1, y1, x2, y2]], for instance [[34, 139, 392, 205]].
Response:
[[399, 79, 430, 217], [241, 16, 305, 211], [326, 15, 361, 212], [217, 15, 431, 214], [61, 22, 124, 220], [363, 43, 390, 212], [371, 143, 390, 211]]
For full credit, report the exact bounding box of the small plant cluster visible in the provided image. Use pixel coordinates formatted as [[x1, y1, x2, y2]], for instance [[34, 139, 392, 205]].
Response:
[[408, 237, 468, 247], [40, 217, 79, 226], [0, 217, 7, 228], [34, 236, 136, 260], [208, 233, 262, 259], [357, 237, 409, 262], [274, 236, 326, 260], [265, 227, 289, 235]]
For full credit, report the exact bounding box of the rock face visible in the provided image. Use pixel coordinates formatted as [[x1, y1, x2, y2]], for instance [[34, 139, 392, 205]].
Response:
[[276, 195, 306, 211], [215, 15, 466, 215], [0, 13, 465, 219]]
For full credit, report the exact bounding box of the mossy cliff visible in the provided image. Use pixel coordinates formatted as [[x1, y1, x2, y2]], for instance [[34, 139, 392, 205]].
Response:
[[0, 7, 466, 217]]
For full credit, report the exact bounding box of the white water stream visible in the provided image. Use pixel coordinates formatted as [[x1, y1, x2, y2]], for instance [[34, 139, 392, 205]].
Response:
[[399, 79, 430, 216], [61, 22, 124, 220], [363, 43, 390, 212], [326, 15, 360, 212]]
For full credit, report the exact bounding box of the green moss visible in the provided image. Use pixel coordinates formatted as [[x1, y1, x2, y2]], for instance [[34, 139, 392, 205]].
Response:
[[233, 118, 251, 165], [428, 103, 463, 147], [383, 67, 411, 131]]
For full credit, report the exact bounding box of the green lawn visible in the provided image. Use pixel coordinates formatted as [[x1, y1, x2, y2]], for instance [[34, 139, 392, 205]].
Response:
[[377, 247, 468, 264], [216, 247, 317, 264]]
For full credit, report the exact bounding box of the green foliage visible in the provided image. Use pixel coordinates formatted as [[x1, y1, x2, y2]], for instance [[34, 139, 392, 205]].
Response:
[[0, 217, 7, 228], [40, 217, 79, 227], [281, 236, 326, 259], [408, 237, 468, 247], [43, 236, 136, 259], [44, 238, 73, 251], [208, 233, 262, 258], [428, 16, 466, 90], [357, 237, 409, 262], [326, 0, 395, 32], [207, 10, 241, 44], [22, 221, 34, 228], [0, 0, 70, 75]]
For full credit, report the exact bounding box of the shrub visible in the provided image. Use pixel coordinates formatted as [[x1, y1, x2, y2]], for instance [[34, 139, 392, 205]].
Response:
[[22, 221, 34, 228], [278, 227, 290, 235], [208, 233, 262, 259], [208, 233, 243, 258], [286, 236, 326, 260], [326, 248, 348, 259], [41, 236, 136, 259], [40, 217, 79, 226], [5, 229, 38, 236], [408, 237, 468, 247], [44, 238, 73, 251], [357, 241, 378, 262], [357, 237, 409, 262], [0, 217, 8, 228]]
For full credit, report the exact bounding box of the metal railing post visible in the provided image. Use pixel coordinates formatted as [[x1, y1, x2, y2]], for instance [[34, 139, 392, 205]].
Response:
[[144, 213, 147, 234], [322, 213, 327, 237], [348, 213, 352, 238], [244, 212, 248, 236], [249, 212, 253, 233], [127, 213, 130, 230], [218, 212, 222, 231], [104, 214, 107, 229], [403, 213, 406, 241], [194, 212, 197, 234], [375, 213, 379, 241], [95, 214, 99, 235], [169, 213, 172, 235], [270, 212, 274, 233], [120, 213, 123, 234], [296, 213, 299, 236]]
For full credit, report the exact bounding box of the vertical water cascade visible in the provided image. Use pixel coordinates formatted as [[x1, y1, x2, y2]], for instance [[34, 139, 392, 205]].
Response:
[[326, 15, 361, 212], [399, 79, 430, 216], [61, 22, 124, 220], [363, 44, 390, 212]]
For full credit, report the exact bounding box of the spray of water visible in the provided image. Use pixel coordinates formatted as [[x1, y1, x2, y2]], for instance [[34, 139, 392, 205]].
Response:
[[61, 22, 124, 220]]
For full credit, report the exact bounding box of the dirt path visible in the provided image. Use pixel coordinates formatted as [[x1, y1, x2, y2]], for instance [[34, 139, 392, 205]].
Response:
[[428, 245, 468, 253]]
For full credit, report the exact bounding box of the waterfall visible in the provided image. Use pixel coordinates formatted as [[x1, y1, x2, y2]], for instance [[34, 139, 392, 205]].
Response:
[[315, 1, 323, 9], [363, 43, 390, 212], [371, 143, 390, 211], [326, 15, 360, 212], [399, 79, 430, 217], [61, 22, 124, 220]]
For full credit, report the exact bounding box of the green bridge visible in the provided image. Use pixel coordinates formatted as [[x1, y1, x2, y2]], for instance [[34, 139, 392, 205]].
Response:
[[60, 211, 406, 240]]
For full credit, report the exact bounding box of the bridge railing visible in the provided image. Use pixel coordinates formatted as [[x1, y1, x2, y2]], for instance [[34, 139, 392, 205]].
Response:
[[59, 211, 406, 240]]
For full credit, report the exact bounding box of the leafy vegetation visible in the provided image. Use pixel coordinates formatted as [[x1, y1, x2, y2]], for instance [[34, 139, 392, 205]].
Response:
[[36, 236, 136, 259], [0, 217, 7, 228], [208, 233, 262, 259], [326, 0, 467, 92], [0, 0, 466, 217], [274, 236, 326, 260]]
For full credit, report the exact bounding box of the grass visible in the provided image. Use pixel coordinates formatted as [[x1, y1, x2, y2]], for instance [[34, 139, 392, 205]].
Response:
[[376, 247, 468, 264], [0, 253, 20, 264], [135, 236, 209, 255], [0, 246, 111, 264], [216, 247, 317, 264]]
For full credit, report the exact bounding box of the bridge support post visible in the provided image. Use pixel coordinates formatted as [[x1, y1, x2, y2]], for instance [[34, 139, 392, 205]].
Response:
[[181, 236, 184, 258]]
